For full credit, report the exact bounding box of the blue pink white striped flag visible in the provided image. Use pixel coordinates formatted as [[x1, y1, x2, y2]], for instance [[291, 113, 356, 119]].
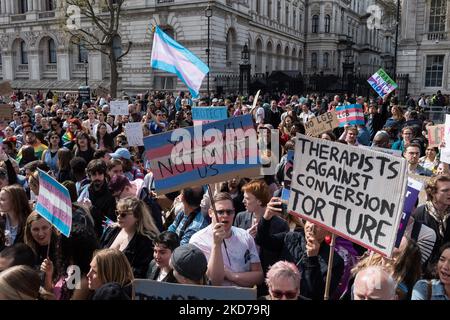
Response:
[[335, 104, 365, 127], [36, 169, 72, 237]]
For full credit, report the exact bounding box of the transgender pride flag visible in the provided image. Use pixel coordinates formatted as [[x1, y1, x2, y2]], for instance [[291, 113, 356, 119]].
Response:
[[151, 26, 209, 98], [36, 170, 72, 237], [335, 104, 365, 127]]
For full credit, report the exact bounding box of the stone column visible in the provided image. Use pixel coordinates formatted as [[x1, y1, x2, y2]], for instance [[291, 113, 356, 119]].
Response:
[[33, 0, 40, 11], [2, 51, 14, 80], [89, 51, 103, 81], [1, 0, 6, 15], [28, 50, 41, 80], [6, 0, 12, 14], [319, 3, 325, 33], [57, 49, 70, 80], [27, 0, 33, 11]]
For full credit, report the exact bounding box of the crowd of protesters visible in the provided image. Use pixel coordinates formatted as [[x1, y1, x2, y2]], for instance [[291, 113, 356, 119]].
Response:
[[0, 88, 448, 301]]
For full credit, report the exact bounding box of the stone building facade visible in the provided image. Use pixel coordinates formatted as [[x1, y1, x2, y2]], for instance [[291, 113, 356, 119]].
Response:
[[398, 0, 450, 95], [0, 0, 396, 95]]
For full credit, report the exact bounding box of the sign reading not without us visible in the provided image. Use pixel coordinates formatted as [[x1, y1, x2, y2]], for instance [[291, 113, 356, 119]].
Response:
[[288, 134, 408, 257]]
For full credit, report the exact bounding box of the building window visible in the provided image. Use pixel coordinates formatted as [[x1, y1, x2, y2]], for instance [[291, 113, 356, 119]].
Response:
[[18, 0, 28, 14], [312, 15, 319, 33], [277, 1, 281, 21], [48, 39, 57, 64], [20, 41, 28, 64], [293, 10, 297, 30], [154, 76, 175, 90], [268, 0, 272, 19], [78, 43, 88, 63], [0, 52, 2, 65], [285, 6, 289, 25], [323, 52, 329, 69], [45, 0, 55, 11], [112, 35, 122, 60], [299, 13, 302, 32], [256, 0, 260, 14], [311, 53, 317, 69], [325, 15, 331, 33], [425, 55, 444, 87], [429, 0, 447, 33]]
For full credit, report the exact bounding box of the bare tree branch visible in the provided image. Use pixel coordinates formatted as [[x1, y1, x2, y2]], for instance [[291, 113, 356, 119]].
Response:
[[117, 41, 132, 61]]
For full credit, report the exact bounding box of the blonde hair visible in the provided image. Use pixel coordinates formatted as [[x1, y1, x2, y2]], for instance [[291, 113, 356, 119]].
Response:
[[116, 197, 159, 239], [92, 249, 134, 287], [0, 265, 53, 300], [24, 211, 56, 256]]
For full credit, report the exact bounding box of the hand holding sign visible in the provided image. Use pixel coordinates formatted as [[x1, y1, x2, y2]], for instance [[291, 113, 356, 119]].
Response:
[[110, 100, 129, 116]]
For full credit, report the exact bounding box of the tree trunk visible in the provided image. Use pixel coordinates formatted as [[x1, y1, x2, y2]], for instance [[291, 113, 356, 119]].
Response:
[[109, 46, 118, 99]]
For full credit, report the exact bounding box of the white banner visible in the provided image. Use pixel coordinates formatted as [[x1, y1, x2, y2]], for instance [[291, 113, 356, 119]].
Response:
[[288, 134, 408, 257]]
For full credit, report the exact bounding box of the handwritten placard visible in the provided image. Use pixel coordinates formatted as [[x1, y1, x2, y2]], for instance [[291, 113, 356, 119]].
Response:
[[110, 100, 129, 116], [305, 111, 339, 137], [125, 122, 144, 146], [427, 124, 445, 148]]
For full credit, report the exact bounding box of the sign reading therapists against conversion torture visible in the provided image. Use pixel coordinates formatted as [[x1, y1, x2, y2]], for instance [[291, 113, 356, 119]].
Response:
[[288, 134, 408, 257], [144, 114, 260, 194]]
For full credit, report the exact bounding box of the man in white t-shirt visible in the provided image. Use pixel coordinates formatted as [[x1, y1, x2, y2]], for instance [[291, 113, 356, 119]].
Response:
[[189, 192, 264, 287]]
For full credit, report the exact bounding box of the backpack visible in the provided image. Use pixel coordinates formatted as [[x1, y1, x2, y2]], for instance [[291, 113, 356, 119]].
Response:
[[139, 187, 164, 232]]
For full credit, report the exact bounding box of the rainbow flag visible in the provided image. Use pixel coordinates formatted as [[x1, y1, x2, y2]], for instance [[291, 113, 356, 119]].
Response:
[[36, 169, 72, 237]]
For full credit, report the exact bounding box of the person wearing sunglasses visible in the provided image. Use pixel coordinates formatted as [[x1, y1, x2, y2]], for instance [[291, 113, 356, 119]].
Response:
[[100, 197, 160, 278], [189, 192, 264, 288], [261, 261, 302, 300]]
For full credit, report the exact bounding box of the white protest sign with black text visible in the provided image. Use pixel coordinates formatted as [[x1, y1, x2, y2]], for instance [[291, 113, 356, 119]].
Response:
[[125, 122, 144, 146], [288, 134, 408, 257], [110, 100, 129, 116]]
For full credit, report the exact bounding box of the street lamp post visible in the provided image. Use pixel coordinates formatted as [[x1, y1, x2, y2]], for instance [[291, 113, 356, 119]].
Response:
[[239, 44, 251, 95], [84, 58, 88, 86], [393, 0, 400, 82], [205, 4, 212, 104], [342, 38, 354, 94]]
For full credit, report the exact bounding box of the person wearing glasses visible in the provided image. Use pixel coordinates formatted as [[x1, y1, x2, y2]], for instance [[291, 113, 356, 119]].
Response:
[[260, 261, 303, 300], [100, 197, 160, 278], [147, 110, 167, 134], [189, 192, 264, 288]]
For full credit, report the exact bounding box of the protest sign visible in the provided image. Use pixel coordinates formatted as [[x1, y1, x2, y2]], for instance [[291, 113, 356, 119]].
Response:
[[192, 107, 228, 126], [281, 150, 294, 202], [360, 145, 402, 157], [125, 122, 144, 146], [395, 177, 423, 247], [335, 104, 364, 127], [440, 115, 450, 164], [427, 125, 445, 148], [288, 134, 408, 257], [367, 68, 398, 98], [0, 104, 13, 122], [110, 100, 129, 116], [144, 114, 260, 194], [408, 174, 431, 205], [250, 90, 261, 114], [35, 169, 72, 237], [0, 81, 13, 96], [133, 279, 256, 300], [305, 111, 339, 137], [94, 85, 109, 98]]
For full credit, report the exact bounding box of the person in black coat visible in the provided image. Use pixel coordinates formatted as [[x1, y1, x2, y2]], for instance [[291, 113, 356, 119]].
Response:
[[100, 197, 160, 279], [256, 197, 344, 300]]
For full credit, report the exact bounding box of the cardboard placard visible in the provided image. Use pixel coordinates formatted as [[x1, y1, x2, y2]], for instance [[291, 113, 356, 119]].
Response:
[[288, 134, 408, 257], [0, 104, 13, 122], [427, 124, 445, 148], [94, 85, 109, 98], [0, 81, 13, 96], [304, 111, 339, 137]]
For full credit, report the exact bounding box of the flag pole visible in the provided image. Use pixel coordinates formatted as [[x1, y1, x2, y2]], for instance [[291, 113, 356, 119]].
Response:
[[324, 233, 336, 300], [207, 184, 232, 266]]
